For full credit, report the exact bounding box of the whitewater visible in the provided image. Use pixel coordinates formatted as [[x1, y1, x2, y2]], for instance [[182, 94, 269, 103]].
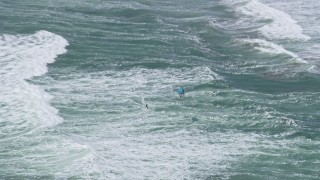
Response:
[[1, 0, 320, 179]]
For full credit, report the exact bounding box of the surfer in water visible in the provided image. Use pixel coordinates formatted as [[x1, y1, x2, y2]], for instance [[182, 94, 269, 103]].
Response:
[[177, 86, 185, 98]]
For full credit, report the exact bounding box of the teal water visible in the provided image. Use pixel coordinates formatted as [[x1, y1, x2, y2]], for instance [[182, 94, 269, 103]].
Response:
[[1, 0, 320, 179]]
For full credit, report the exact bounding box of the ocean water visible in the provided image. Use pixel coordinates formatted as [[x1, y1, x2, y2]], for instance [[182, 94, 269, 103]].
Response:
[[1, 0, 320, 179]]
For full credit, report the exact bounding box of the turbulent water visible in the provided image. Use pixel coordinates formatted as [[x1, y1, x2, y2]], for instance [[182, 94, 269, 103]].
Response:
[[1, 0, 320, 179]]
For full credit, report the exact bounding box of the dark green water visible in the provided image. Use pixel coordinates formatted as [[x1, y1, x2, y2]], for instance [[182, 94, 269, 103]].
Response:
[[0, 0, 320, 179]]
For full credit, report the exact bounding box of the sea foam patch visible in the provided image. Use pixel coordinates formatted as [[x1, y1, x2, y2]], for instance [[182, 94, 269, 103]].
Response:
[[0, 31, 101, 178], [0, 30, 68, 128], [239, 39, 307, 63], [238, 0, 310, 40], [221, 0, 310, 41]]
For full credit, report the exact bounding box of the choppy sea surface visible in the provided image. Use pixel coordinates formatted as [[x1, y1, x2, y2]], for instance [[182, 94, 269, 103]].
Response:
[[1, 0, 320, 179]]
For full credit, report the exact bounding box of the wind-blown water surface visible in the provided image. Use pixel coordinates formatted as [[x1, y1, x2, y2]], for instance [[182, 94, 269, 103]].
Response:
[[1, 0, 320, 179]]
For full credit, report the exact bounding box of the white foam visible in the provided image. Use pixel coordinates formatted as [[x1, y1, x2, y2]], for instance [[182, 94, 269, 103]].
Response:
[[307, 65, 320, 74], [90, 130, 260, 179], [0, 31, 108, 179], [0, 31, 102, 177], [0, 30, 68, 128], [239, 39, 307, 63], [48, 66, 222, 102], [42, 65, 318, 178], [226, 0, 310, 40]]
